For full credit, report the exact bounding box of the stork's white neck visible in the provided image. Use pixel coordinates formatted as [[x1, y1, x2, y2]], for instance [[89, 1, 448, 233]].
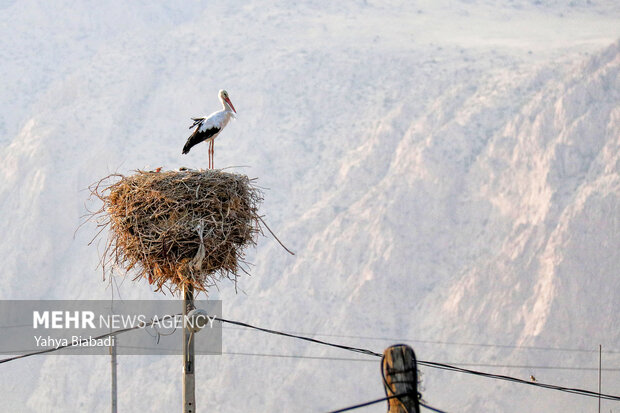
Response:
[[220, 101, 235, 120]]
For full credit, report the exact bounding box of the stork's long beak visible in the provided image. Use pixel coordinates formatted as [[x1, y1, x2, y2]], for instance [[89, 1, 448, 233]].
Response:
[[225, 98, 236, 113]]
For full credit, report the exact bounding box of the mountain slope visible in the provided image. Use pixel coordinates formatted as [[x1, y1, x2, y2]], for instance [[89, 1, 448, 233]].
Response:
[[0, 1, 618, 412]]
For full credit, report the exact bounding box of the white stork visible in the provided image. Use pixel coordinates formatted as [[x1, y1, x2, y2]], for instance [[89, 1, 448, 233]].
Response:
[[182, 89, 237, 169]]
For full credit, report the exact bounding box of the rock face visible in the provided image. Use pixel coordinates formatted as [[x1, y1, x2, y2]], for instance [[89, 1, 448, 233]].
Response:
[[257, 40, 619, 413], [438, 41, 620, 346], [0, 1, 618, 412]]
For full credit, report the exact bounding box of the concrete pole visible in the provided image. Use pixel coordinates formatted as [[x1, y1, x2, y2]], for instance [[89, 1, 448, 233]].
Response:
[[183, 284, 196, 413], [110, 338, 117, 413]]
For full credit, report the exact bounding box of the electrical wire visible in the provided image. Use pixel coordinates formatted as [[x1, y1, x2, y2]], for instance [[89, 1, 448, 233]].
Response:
[[440, 362, 620, 372], [6, 341, 619, 373], [212, 316, 620, 402], [326, 393, 411, 413], [221, 325, 620, 354], [112, 345, 620, 372], [417, 360, 620, 401], [420, 401, 448, 413], [325, 393, 447, 413], [1, 314, 619, 403], [2, 324, 617, 354], [214, 316, 381, 357], [0, 314, 181, 364]]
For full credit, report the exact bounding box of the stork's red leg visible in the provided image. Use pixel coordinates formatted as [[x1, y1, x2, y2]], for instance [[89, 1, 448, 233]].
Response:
[[210, 140, 214, 169]]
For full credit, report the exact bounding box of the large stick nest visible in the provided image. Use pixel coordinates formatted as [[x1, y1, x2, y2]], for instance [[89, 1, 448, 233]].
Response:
[[89, 170, 263, 295]]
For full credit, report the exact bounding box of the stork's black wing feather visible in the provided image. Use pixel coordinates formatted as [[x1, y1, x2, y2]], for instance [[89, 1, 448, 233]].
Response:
[[182, 126, 220, 154], [189, 117, 206, 130]]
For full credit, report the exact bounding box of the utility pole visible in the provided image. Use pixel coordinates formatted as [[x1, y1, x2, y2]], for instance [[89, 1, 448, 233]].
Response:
[[598, 344, 602, 413], [110, 336, 118, 413], [110, 295, 118, 413], [382, 344, 420, 413], [183, 284, 196, 413]]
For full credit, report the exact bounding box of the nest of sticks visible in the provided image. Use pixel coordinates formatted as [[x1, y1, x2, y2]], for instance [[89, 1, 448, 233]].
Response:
[[89, 169, 264, 295]]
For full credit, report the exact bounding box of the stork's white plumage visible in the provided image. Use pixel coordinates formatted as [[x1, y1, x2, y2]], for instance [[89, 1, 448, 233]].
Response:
[[182, 89, 236, 169]]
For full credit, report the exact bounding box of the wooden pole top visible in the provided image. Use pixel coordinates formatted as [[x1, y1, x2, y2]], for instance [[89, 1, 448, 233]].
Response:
[[382, 344, 420, 413]]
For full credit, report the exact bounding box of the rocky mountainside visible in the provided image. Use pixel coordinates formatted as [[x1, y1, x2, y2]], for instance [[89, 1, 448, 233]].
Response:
[[0, 1, 618, 411]]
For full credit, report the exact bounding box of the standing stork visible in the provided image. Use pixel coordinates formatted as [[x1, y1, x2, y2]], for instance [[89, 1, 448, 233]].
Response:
[[182, 89, 237, 169]]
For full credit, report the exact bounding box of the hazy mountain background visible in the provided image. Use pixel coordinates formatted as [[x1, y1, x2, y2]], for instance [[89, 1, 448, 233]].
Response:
[[0, 1, 619, 411]]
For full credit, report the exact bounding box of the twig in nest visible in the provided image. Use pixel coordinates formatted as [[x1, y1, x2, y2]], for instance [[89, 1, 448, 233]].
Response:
[[257, 216, 295, 256]]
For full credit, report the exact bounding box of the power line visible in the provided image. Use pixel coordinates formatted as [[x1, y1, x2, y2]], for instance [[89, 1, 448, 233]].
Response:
[[6, 338, 620, 374], [417, 360, 620, 401], [0, 314, 181, 364], [215, 316, 382, 357], [114, 345, 620, 372], [7, 342, 620, 373], [1, 314, 619, 402], [420, 401, 449, 413], [3, 323, 617, 354], [222, 325, 620, 354], [212, 316, 620, 402], [119, 345, 450, 412], [325, 393, 415, 413], [440, 362, 620, 372]]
